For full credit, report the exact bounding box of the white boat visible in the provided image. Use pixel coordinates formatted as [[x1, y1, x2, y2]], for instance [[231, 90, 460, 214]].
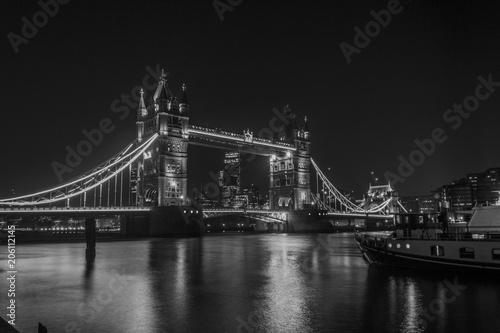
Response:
[[354, 205, 500, 272]]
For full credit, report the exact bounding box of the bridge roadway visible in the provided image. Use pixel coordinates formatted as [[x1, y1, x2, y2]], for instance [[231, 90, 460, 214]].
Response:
[[203, 208, 393, 220], [0, 207, 393, 221], [0, 206, 152, 217]]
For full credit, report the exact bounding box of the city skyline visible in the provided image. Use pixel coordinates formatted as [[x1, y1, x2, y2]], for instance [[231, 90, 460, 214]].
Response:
[[2, 0, 500, 199]]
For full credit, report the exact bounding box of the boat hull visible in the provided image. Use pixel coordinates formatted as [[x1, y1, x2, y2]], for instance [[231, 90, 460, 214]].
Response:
[[355, 235, 500, 273]]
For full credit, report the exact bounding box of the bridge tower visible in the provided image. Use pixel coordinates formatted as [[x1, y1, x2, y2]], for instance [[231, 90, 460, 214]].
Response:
[[135, 70, 189, 207], [269, 107, 311, 210]]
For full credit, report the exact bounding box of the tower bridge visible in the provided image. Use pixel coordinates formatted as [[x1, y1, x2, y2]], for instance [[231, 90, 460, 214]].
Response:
[[0, 69, 405, 235]]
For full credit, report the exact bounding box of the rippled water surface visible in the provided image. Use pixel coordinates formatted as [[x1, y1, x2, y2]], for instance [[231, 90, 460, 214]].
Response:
[[2, 233, 500, 332]]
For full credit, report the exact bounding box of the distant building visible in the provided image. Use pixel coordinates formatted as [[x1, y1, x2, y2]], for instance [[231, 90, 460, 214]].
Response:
[[400, 195, 437, 214], [467, 167, 500, 206], [432, 166, 500, 221], [219, 152, 241, 207], [240, 184, 261, 208]]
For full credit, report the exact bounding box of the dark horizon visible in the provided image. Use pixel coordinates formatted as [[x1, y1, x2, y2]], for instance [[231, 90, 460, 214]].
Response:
[[2, 0, 500, 200]]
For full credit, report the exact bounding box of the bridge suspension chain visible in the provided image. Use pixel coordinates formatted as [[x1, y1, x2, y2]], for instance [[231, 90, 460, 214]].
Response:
[[0, 134, 158, 206], [310, 158, 392, 214], [310, 158, 366, 213]]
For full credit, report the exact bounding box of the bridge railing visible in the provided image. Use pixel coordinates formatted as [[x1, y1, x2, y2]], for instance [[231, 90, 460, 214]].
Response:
[[0, 206, 150, 212]]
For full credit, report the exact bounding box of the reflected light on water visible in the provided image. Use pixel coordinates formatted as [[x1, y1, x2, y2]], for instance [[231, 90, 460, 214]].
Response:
[[173, 241, 188, 320], [400, 278, 424, 333], [9, 234, 497, 332], [255, 237, 315, 333]]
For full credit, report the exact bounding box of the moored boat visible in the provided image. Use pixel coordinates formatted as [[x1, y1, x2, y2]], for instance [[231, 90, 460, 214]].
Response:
[[354, 206, 500, 272]]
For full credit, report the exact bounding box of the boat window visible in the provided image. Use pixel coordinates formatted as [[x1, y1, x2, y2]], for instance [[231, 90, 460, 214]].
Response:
[[431, 245, 444, 256], [459, 247, 475, 259], [492, 249, 500, 260]]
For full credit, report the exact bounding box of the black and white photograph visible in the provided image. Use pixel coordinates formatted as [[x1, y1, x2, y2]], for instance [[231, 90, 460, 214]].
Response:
[[2, 0, 500, 332]]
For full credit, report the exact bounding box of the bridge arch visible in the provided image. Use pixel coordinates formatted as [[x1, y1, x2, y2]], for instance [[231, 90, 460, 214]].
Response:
[[278, 196, 292, 208], [143, 186, 158, 204]]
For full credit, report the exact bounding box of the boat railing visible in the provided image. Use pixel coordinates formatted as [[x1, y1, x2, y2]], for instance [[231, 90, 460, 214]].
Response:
[[355, 230, 500, 246], [396, 228, 500, 242], [436, 232, 500, 242], [355, 231, 394, 249]]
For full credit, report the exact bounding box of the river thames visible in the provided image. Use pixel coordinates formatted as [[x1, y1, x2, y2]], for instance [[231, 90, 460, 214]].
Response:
[[3, 233, 500, 333]]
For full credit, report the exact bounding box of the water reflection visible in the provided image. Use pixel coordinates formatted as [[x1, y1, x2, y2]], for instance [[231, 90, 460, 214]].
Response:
[[257, 236, 314, 333], [83, 261, 94, 289], [400, 278, 424, 333], [7, 234, 500, 333], [363, 268, 426, 333]]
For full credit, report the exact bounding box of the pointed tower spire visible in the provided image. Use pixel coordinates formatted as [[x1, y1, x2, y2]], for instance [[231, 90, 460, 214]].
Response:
[[153, 68, 173, 101], [304, 116, 310, 140], [180, 84, 188, 104], [136, 88, 147, 142], [179, 83, 189, 114], [138, 88, 147, 118]]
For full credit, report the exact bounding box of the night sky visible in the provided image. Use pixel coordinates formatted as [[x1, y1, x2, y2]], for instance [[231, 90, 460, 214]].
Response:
[[2, 0, 500, 200]]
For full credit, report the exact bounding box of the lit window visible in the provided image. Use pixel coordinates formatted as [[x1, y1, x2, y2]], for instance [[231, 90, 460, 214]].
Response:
[[492, 249, 500, 260], [431, 245, 445, 256]]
